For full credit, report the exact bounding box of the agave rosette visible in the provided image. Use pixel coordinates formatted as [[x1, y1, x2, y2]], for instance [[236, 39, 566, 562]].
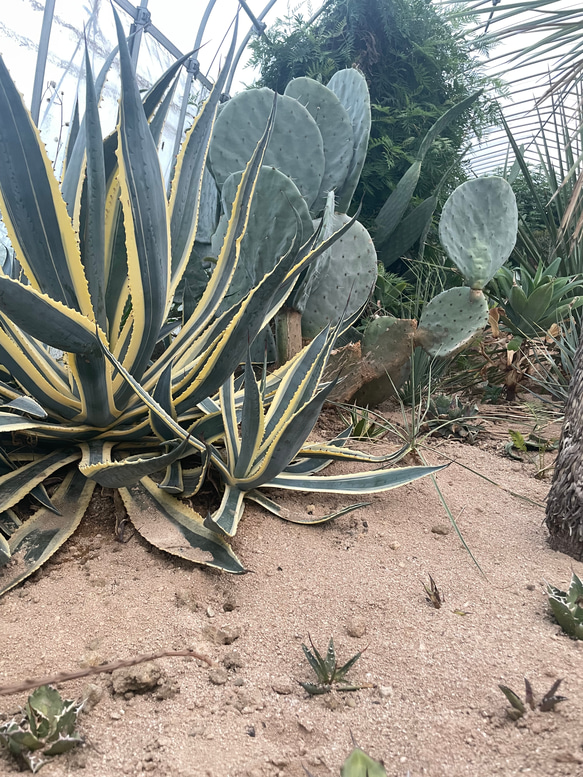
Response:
[[0, 11, 443, 594]]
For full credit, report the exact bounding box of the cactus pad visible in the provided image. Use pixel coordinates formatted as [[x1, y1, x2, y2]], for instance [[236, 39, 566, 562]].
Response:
[[415, 287, 489, 357], [438, 177, 518, 290], [208, 87, 325, 209], [300, 214, 377, 339], [211, 166, 313, 308], [326, 68, 371, 214], [284, 77, 354, 214]]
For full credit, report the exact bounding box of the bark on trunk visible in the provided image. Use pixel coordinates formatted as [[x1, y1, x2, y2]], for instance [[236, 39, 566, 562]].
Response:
[[545, 334, 583, 559]]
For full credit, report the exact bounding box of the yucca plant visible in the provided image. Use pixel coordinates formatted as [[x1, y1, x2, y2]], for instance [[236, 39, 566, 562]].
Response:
[[0, 11, 443, 595], [304, 743, 387, 777]]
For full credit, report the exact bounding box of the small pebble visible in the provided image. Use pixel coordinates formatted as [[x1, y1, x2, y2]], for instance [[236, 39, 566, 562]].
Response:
[[272, 680, 293, 695], [431, 524, 450, 536], [346, 616, 367, 638], [81, 683, 103, 712], [223, 650, 244, 668], [389, 541, 401, 550], [209, 666, 228, 685]]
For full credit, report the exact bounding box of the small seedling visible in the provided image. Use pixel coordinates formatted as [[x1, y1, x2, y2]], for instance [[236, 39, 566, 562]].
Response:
[[304, 738, 387, 777], [499, 678, 567, 720], [423, 574, 444, 609], [300, 636, 366, 695], [0, 685, 82, 773], [339, 405, 387, 440], [340, 746, 387, 776], [547, 572, 583, 640]]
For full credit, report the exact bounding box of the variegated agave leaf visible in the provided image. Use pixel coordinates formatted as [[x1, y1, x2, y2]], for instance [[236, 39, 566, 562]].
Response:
[[0, 11, 246, 589]]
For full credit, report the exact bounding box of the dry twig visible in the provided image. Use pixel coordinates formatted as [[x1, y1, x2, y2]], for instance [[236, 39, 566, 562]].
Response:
[[0, 649, 213, 696]]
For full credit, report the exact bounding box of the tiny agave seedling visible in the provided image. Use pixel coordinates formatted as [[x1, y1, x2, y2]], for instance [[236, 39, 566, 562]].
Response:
[[423, 574, 444, 609], [548, 572, 583, 640], [300, 636, 365, 695], [499, 678, 567, 720], [0, 685, 82, 773], [340, 746, 387, 777], [304, 744, 387, 777]]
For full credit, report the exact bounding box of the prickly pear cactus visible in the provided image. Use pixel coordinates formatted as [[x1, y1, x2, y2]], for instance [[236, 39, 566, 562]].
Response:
[[211, 166, 313, 309], [326, 68, 371, 214], [208, 87, 325, 209], [291, 190, 336, 315], [284, 76, 354, 214], [299, 213, 378, 339], [438, 177, 518, 290], [415, 287, 489, 357]]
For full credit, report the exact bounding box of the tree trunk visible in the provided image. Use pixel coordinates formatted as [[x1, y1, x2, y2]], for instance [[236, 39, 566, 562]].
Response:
[[545, 335, 583, 559]]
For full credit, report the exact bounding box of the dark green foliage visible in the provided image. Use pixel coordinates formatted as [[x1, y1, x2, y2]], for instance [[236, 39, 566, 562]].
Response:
[[249, 0, 499, 229], [423, 574, 444, 608]]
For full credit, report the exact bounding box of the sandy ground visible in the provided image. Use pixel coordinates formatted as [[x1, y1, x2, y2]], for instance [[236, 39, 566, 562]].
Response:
[[1, 404, 582, 777]]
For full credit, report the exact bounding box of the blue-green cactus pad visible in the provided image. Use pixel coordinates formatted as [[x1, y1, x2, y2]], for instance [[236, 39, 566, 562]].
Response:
[[416, 287, 489, 357], [208, 87, 325, 209], [284, 77, 354, 215], [439, 177, 518, 290], [300, 214, 377, 339], [326, 68, 371, 214], [211, 166, 313, 310]]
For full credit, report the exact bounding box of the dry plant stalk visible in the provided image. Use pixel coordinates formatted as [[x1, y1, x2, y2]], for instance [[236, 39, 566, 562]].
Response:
[[0, 649, 213, 696]]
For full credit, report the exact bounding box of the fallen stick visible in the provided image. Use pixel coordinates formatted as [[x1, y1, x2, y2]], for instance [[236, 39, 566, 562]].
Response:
[[0, 649, 213, 696]]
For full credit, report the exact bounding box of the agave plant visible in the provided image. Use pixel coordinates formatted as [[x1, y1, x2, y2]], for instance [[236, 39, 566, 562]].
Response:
[[0, 11, 443, 596], [547, 572, 583, 640], [0, 685, 82, 773], [300, 636, 366, 695], [488, 258, 583, 341], [499, 678, 567, 720]]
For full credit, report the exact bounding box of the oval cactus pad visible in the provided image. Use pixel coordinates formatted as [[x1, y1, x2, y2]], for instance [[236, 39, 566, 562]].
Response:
[[438, 177, 518, 290], [416, 287, 489, 357], [301, 214, 377, 339], [326, 68, 371, 214], [208, 87, 325, 209], [211, 166, 313, 308], [284, 77, 354, 214]]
